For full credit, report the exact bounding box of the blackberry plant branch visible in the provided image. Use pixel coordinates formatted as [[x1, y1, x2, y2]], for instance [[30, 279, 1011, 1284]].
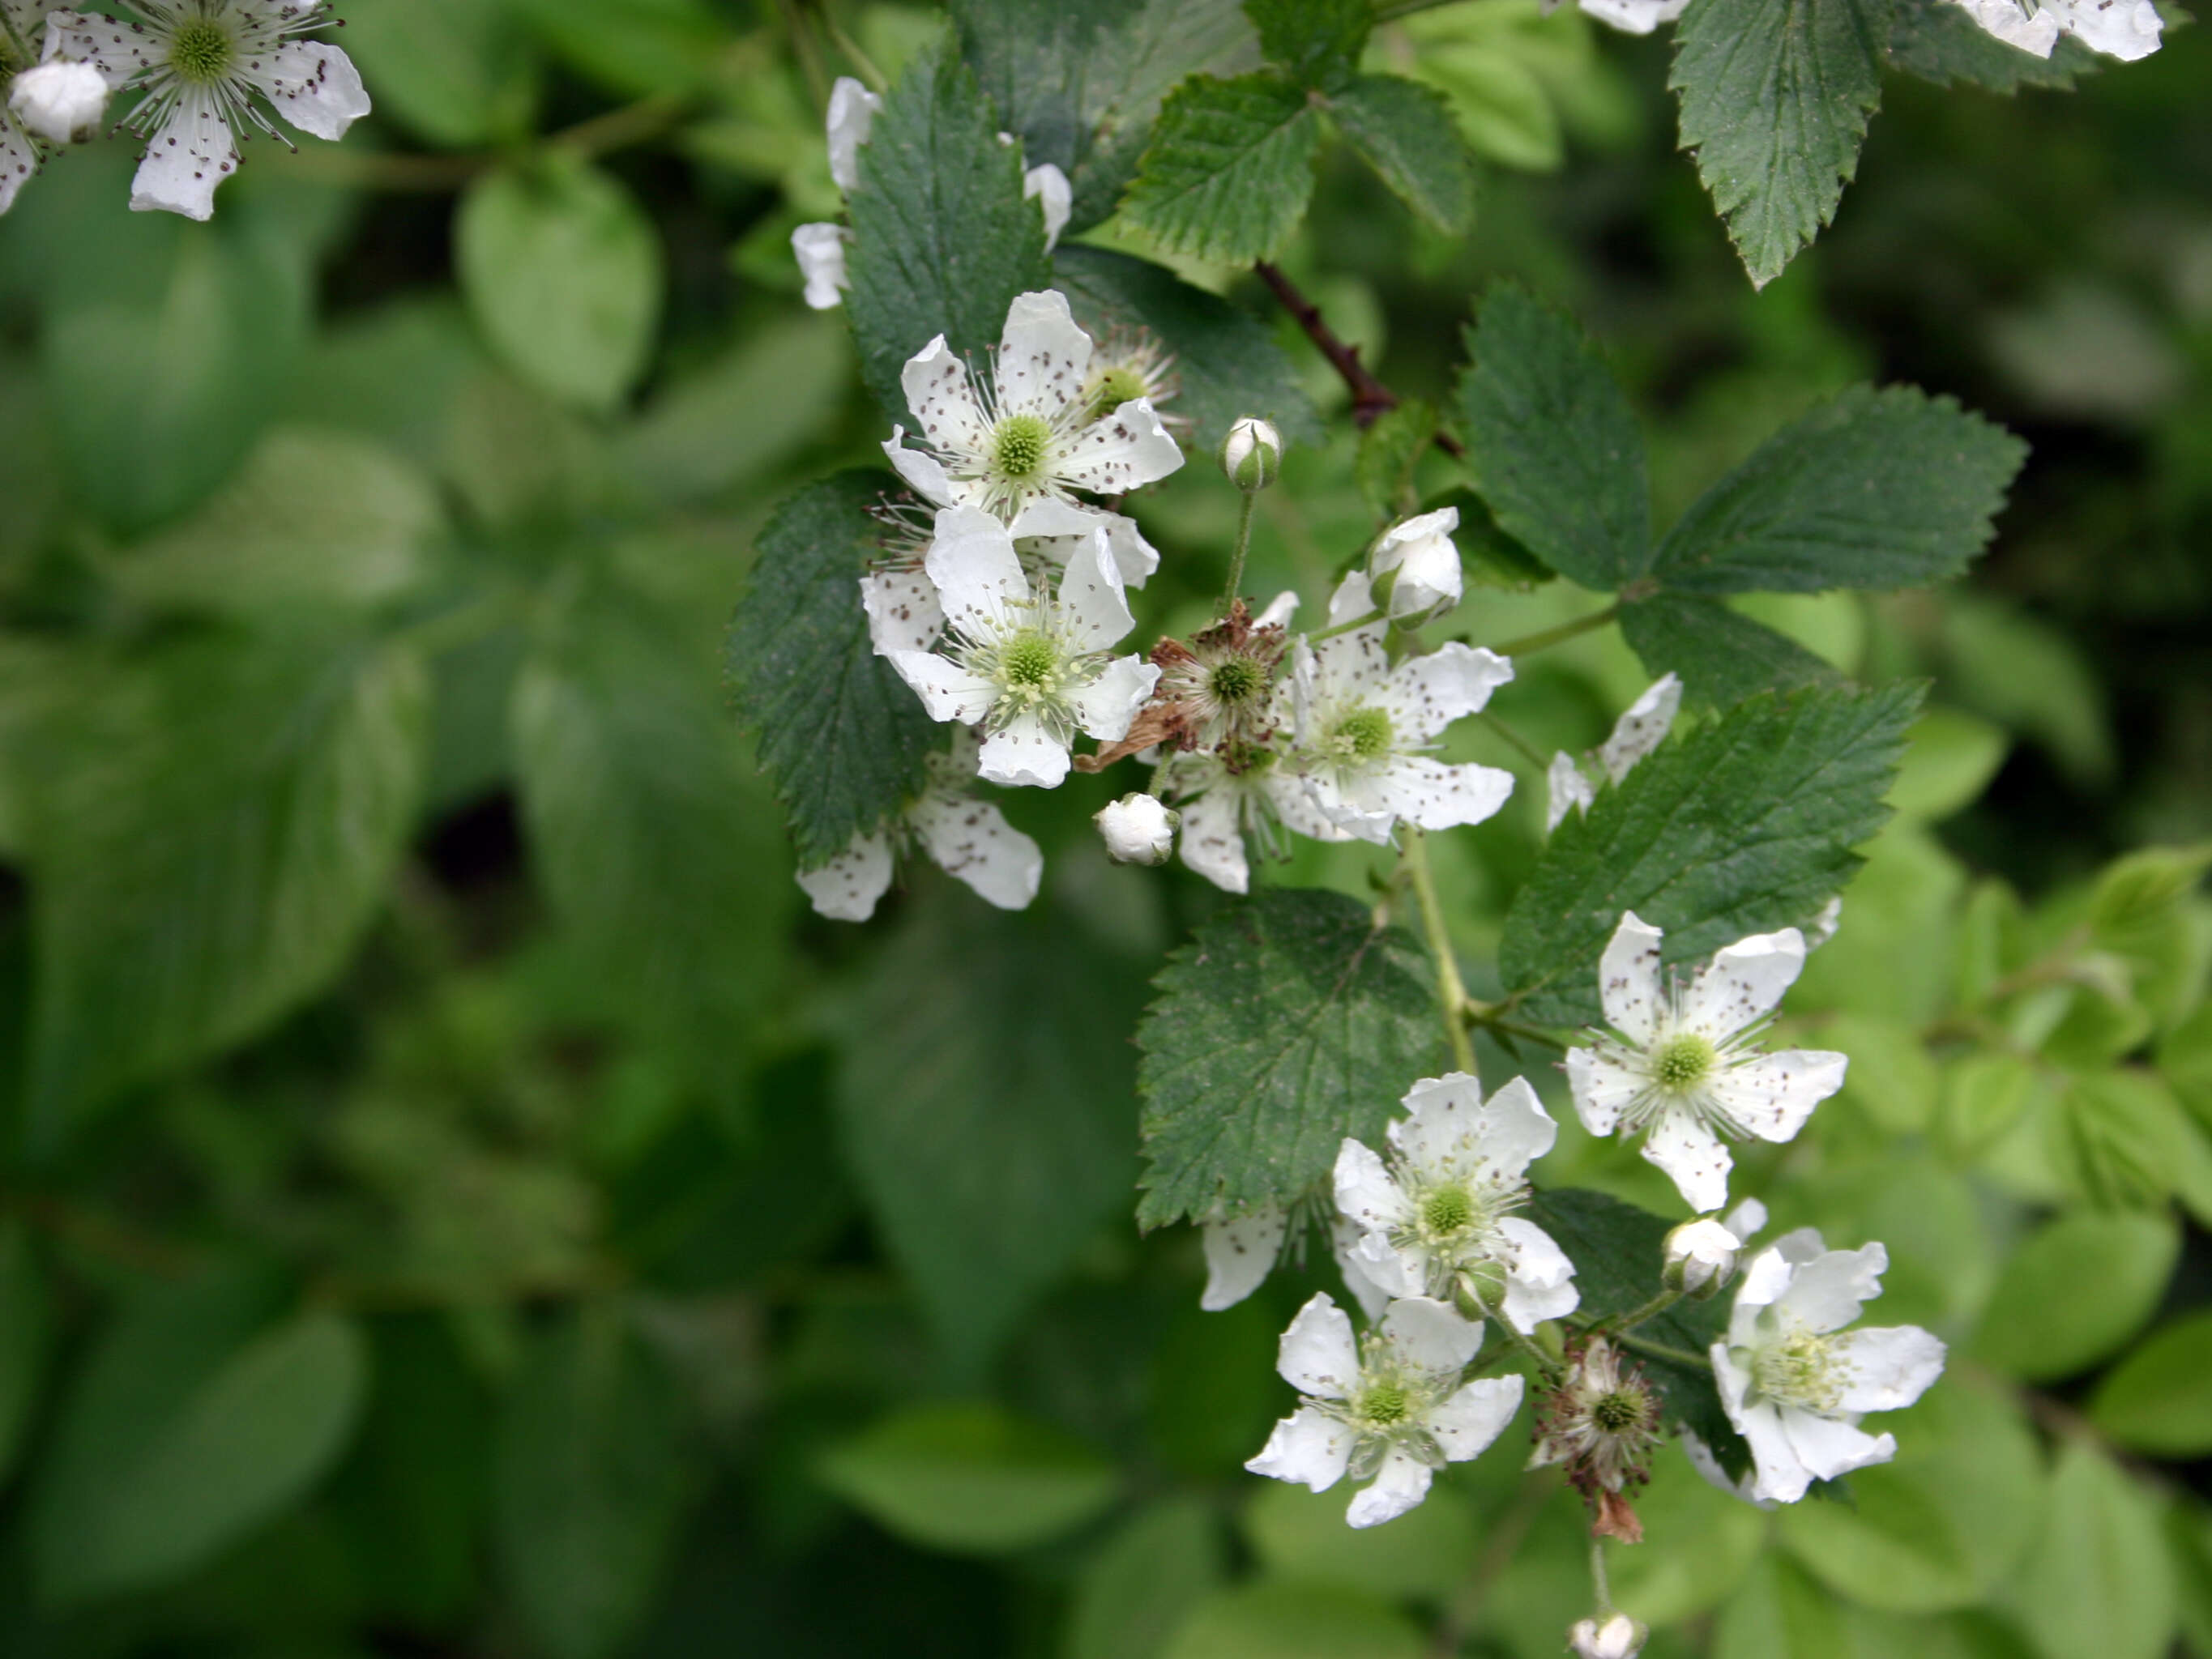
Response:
[[1253, 261, 1466, 458]]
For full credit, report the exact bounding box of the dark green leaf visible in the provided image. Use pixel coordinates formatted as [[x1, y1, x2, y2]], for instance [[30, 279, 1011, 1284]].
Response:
[[835, 880, 1147, 1371], [1328, 75, 1476, 234], [1136, 889, 1438, 1229], [818, 1401, 1118, 1555], [1053, 245, 1321, 449], [1457, 287, 1650, 591], [456, 158, 664, 413], [1501, 683, 1920, 1025], [1355, 399, 1437, 520], [1528, 1189, 1747, 1474], [20, 627, 428, 1137], [1121, 72, 1322, 264], [725, 471, 946, 867], [1620, 590, 1845, 706], [494, 1313, 691, 1659], [1670, 0, 1893, 288], [1248, 0, 1370, 87], [1068, 1500, 1227, 1659], [1653, 386, 2026, 594], [1887, 0, 2097, 90], [0, 1226, 53, 1493], [845, 40, 1054, 428], [506, 0, 732, 96]]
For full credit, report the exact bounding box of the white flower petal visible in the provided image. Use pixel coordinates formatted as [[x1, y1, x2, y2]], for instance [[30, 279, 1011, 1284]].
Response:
[[1578, 0, 1690, 31], [1829, 1325, 1947, 1414], [1327, 569, 1376, 627], [1640, 1107, 1734, 1215], [1332, 1218, 1395, 1320], [899, 335, 989, 455], [883, 427, 959, 507], [1023, 161, 1072, 249], [1012, 499, 1160, 588], [1598, 911, 1666, 1044], [1247, 1405, 1354, 1491], [795, 831, 893, 922], [1373, 643, 1514, 743], [925, 505, 1030, 638], [130, 90, 237, 221], [1053, 527, 1135, 653], [1496, 1216, 1580, 1332], [1254, 591, 1299, 629], [825, 75, 881, 194], [860, 568, 944, 657], [0, 117, 34, 216], [1177, 784, 1249, 894], [909, 790, 1041, 911], [1352, 1229, 1424, 1300], [1773, 1242, 1888, 1336], [1055, 397, 1185, 494], [1065, 656, 1158, 743], [1680, 927, 1808, 1040], [240, 40, 370, 141], [1428, 1375, 1526, 1462], [11, 58, 110, 145], [1266, 767, 1353, 844], [37, 10, 156, 87], [1565, 1046, 1640, 1138], [1779, 1406, 1896, 1486], [1346, 1446, 1435, 1528], [1277, 1292, 1360, 1398], [1944, 0, 2062, 50], [792, 222, 850, 310], [887, 650, 997, 724], [1356, 755, 1515, 834], [1201, 1203, 1287, 1311], [1706, 1048, 1848, 1144], [1714, 1343, 1815, 1503], [1381, 1295, 1484, 1373], [2043, 0, 2163, 58], [995, 288, 1092, 418], [1334, 1138, 1411, 1237], [1394, 1073, 1557, 1179], [1679, 1424, 1774, 1510], [1597, 673, 1681, 783], [977, 711, 1071, 788], [1546, 753, 1595, 832], [1722, 1197, 1769, 1247]]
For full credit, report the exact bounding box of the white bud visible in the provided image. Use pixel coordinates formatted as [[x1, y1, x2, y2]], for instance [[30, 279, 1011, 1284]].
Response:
[[1023, 162, 1071, 251], [1367, 505, 1463, 626], [1219, 416, 1281, 492], [1095, 792, 1177, 866], [791, 222, 850, 310], [1663, 1218, 1745, 1299], [824, 75, 882, 196], [1569, 1613, 1647, 1659], [9, 59, 110, 146]]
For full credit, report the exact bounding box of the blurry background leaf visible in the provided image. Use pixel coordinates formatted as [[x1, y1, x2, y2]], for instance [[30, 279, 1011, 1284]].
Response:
[[1159, 1582, 1427, 1659], [341, 0, 541, 146], [2001, 1439, 2176, 1659], [1967, 1209, 2177, 1382], [0, 1226, 53, 1494], [506, 0, 735, 97], [1065, 1499, 1226, 1659], [2088, 1310, 2212, 1456]]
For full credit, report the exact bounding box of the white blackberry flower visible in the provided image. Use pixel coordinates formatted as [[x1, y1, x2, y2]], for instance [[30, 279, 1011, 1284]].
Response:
[[1945, 0, 2161, 59]]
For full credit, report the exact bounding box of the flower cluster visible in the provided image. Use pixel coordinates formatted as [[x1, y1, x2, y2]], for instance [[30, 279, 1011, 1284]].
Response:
[[2, 1, 369, 221], [1576, 0, 2162, 56]]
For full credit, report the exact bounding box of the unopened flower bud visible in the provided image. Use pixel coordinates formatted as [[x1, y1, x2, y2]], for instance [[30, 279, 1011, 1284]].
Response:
[[791, 223, 850, 310], [10, 59, 110, 146], [1569, 1612, 1646, 1659], [1451, 1256, 1511, 1320], [1095, 792, 1176, 865], [1219, 416, 1281, 492], [1663, 1218, 1744, 1299], [1367, 506, 1463, 626]]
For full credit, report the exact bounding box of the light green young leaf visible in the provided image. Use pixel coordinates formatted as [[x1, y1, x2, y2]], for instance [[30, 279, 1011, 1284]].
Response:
[[456, 159, 664, 413], [1670, 0, 1893, 288], [1054, 245, 1321, 450], [1162, 1583, 1427, 1659], [835, 881, 1147, 1370], [2004, 1440, 2176, 1659], [1654, 386, 2025, 595], [494, 1315, 690, 1659], [1067, 1499, 1227, 1659], [2051, 1070, 2212, 1219], [818, 1401, 1117, 1556], [2090, 843, 2212, 953], [1121, 72, 1322, 263], [1887, 706, 2009, 824], [1941, 594, 2114, 787], [1501, 684, 1920, 1026], [1135, 889, 1438, 1229], [1886, 0, 2097, 91], [724, 472, 944, 868], [2090, 1311, 2212, 1457], [19, 627, 429, 1137], [845, 40, 1053, 427], [1620, 590, 1844, 707], [1968, 1210, 2177, 1383], [1327, 74, 1477, 234], [1247, 0, 1370, 87], [1457, 287, 1650, 591]]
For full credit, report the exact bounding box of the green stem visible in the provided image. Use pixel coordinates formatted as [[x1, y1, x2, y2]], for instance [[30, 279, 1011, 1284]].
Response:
[[1487, 1303, 1564, 1382], [1308, 607, 1383, 645], [1610, 1329, 1711, 1371], [1220, 490, 1258, 611], [1402, 830, 1475, 1077], [1606, 1286, 1685, 1335], [1478, 710, 1549, 769], [816, 4, 889, 92], [1492, 603, 1620, 659], [1589, 1535, 1614, 1617], [778, 0, 831, 107]]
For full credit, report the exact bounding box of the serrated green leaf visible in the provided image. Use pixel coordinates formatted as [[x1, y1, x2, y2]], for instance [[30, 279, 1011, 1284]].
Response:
[[1671, 0, 1893, 288], [1969, 1210, 2177, 1383], [494, 1314, 690, 1659], [1887, 0, 2098, 90], [1458, 287, 1650, 591], [456, 159, 663, 414], [2090, 1311, 2212, 1456], [1248, 0, 1370, 86], [1501, 684, 1919, 1025], [19, 627, 428, 1136], [2004, 1440, 2176, 1659], [845, 40, 1053, 427], [1121, 71, 1322, 263], [1328, 74, 1477, 233], [1053, 245, 1321, 450], [1653, 385, 2026, 594], [725, 472, 944, 868], [1354, 399, 1437, 519], [818, 1401, 1118, 1556], [1136, 890, 1439, 1229], [1620, 590, 1844, 706], [835, 881, 1146, 1369]]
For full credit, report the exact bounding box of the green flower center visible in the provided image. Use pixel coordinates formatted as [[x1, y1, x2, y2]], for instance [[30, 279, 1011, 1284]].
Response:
[[1752, 1328, 1843, 1411], [992, 413, 1052, 481], [1330, 706, 1394, 763], [1421, 1186, 1475, 1235], [1001, 630, 1057, 688], [1209, 657, 1266, 705], [169, 19, 236, 83], [1359, 1383, 1411, 1427], [1087, 365, 1150, 420], [1654, 1032, 1717, 1092], [1592, 1390, 1649, 1433]]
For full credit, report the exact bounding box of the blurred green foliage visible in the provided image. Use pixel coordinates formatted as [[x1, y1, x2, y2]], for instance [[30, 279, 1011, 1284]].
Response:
[[0, 2, 2206, 1657]]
